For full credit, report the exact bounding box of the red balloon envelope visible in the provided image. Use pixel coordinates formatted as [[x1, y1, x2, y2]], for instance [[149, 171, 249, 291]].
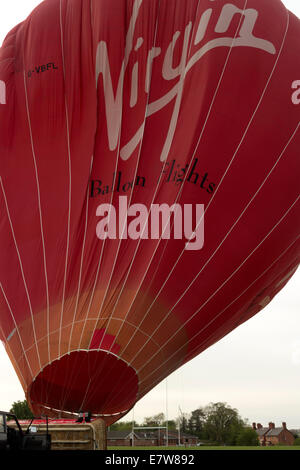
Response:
[[0, 0, 299, 424]]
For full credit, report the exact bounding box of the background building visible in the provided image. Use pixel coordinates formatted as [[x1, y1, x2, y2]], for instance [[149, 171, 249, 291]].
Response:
[[252, 422, 295, 446]]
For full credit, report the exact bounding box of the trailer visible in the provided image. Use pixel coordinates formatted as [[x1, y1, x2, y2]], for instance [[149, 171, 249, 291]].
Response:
[[1, 414, 107, 451], [0, 411, 51, 451]]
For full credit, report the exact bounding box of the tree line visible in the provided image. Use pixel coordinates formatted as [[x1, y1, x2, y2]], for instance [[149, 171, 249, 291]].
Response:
[[9, 400, 299, 446], [110, 402, 260, 446]]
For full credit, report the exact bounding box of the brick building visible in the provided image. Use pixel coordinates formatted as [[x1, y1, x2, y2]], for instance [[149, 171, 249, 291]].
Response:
[[252, 422, 295, 446]]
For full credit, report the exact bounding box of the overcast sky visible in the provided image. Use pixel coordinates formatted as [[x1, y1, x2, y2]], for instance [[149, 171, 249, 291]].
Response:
[[0, 0, 299, 429]]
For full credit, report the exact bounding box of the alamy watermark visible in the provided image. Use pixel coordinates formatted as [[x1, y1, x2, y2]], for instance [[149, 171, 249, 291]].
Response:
[[95, 196, 204, 251]]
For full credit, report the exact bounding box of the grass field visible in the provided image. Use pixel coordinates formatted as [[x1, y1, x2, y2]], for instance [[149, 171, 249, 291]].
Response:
[[108, 446, 300, 450]]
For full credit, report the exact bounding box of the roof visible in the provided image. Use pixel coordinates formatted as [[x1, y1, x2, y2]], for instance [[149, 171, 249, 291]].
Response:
[[181, 433, 199, 439], [135, 431, 157, 440], [256, 427, 269, 436], [138, 430, 198, 440], [107, 430, 133, 439], [266, 427, 284, 437], [256, 426, 294, 438], [107, 429, 198, 440]]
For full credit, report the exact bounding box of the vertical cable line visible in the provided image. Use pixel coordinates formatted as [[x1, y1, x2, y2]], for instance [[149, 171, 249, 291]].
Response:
[[61, 174, 94, 413], [119, 5, 290, 363], [67, 0, 97, 353], [116, 0, 250, 361], [68, 156, 94, 351], [0, 177, 41, 370], [165, 378, 168, 447], [23, 70, 51, 364], [132, 406, 135, 448], [0, 334, 26, 389], [0, 282, 33, 380], [58, 0, 73, 359]]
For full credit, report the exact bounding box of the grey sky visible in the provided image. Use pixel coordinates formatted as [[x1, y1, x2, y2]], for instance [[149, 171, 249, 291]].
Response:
[[0, 0, 299, 428]]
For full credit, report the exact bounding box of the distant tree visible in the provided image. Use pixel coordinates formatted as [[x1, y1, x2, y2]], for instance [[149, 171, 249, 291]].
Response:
[[143, 412, 165, 427], [163, 419, 177, 431], [109, 421, 137, 431], [203, 402, 244, 445], [176, 408, 189, 434], [187, 408, 206, 437], [236, 427, 260, 446], [9, 400, 34, 419], [181, 415, 189, 434], [179, 414, 189, 434], [225, 419, 248, 445], [293, 437, 300, 446]]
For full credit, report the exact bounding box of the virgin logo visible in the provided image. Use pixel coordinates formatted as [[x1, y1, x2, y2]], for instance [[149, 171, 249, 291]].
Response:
[[96, 0, 276, 163]]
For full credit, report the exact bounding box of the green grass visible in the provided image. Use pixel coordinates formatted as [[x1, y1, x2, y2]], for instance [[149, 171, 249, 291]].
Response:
[[108, 446, 300, 451]]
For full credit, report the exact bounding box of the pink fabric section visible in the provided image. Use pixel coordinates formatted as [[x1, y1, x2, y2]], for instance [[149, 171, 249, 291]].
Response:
[[90, 328, 121, 355]]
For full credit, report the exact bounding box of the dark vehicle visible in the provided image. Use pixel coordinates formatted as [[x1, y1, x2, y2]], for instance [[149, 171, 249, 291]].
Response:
[[0, 411, 51, 451]]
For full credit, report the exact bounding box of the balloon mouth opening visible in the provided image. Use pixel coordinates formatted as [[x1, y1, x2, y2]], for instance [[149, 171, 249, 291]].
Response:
[[28, 350, 139, 417]]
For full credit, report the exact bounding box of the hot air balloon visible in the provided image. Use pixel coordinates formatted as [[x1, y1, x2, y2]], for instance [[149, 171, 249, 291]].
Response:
[[0, 0, 299, 426]]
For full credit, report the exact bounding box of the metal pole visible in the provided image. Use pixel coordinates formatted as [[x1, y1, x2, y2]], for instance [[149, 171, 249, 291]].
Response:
[[132, 407, 134, 448], [178, 408, 181, 446], [166, 378, 168, 447], [178, 406, 183, 446]]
